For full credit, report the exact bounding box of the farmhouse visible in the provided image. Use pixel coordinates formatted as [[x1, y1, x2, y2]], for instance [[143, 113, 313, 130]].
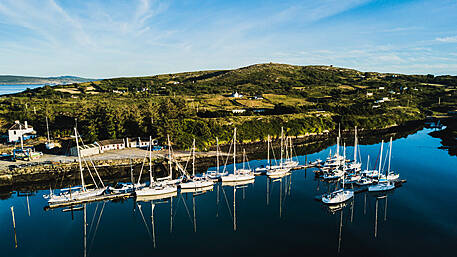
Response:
[[8, 120, 36, 143]]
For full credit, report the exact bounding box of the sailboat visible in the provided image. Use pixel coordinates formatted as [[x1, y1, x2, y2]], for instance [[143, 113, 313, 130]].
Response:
[[207, 137, 228, 180], [379, 137, 400, 181], [322, 146, 354, 204], [347, 127, 362, 171], [368, 139, 395, 192], [266, 127, 291, 178], [221, 128, 256, 182], [361, 142, 384, 179], [44, 128, 106, 205], [356, 155, 374, 186], [180, 138, 214, 190], [323, 143, 346, 180], [136, 136, 179, 197], [283, 137, 299, 168], [322, 125, 345, 169]]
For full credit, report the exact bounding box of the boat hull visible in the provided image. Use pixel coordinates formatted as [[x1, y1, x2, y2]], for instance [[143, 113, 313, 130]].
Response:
[[48, 188, 106, 205], [322, 190, 354, 204]]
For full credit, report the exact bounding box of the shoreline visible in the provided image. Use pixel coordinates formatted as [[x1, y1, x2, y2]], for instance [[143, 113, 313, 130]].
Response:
[[0, 119, 425, 193]]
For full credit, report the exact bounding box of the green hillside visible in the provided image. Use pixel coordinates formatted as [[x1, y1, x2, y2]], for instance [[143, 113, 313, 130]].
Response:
[[1, 63, 456, 149]]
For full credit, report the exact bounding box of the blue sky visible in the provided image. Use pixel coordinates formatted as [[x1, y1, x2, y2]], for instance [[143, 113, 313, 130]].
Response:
[[0, 0, 456, 78]]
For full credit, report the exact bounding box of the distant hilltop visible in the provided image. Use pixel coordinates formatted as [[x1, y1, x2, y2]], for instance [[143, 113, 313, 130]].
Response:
[[0, 75, 96, 85]]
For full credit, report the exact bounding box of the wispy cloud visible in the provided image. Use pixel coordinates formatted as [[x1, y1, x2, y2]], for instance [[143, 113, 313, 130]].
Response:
[[0, 0, 456, 77], [436, 36, 457, 43]]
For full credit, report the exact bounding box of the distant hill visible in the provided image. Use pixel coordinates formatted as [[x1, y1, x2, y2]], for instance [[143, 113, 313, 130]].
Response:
[[0, 75, 95, 85]]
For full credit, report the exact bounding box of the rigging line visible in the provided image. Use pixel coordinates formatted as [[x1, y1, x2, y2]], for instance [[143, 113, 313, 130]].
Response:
[[89, 201, 106, 255], [221, 186, 233, 218], [136, 143, 149, 185], [172, 194, 183, 220], [75, 131, 103, 186], [83, 154, 105, 188], [82, 156, 98, 188], [180, 194, 194, 225], [221, 139, 233, 174], [270, 139, 278, 166], [137, 203, 152, 239], [88, 203, 99, 235]]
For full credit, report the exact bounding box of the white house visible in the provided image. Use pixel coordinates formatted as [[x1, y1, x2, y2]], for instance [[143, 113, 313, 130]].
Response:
[[97, 139, 126, 152], [8, 120, 36, 143], [232, 109, 246, 114], [229, 92, 243, 98], [126, 137, 158, 148], [366, 92, 373, 96]]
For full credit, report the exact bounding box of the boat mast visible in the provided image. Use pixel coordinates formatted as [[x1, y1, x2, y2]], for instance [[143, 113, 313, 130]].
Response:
[[354, 127, 357, 163], [233, 128, 237, 175], [216, 137, 219, 175], [149, 136, 153, 186], [342, 143, 346, 189], [289, 137, 293, 161], [267, 135, 270, 167], [74, 127, 85, 191], [192, 138, 196, 177], [168, 135, 172, 180], [280, 127, 284, 167], [378, 140, 384, 175], [337, 124, 341, 157], [242, 149, 246, 170], [46, 116, 51, 143], [388, 137, 392, 175]]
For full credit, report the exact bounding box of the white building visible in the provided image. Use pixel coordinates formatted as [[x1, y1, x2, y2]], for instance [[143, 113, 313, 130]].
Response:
[[229, 92, 243, 98], [97, 139, 126, 152], [8, 120, 36, 143], [232, 109, 246, 114], [126, 137, 158, 148], [70, 144, 100, 157]]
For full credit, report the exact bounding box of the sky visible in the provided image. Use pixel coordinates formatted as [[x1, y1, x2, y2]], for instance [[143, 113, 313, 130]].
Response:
[[0, 0, 457, 78]]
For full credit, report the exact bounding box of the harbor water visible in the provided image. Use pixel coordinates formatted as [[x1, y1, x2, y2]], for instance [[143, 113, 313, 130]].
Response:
[[0, 128, 456, 257], [0, 84, 44, 95]]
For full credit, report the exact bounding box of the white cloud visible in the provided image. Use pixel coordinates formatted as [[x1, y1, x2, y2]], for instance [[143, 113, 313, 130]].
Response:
[[436, 36, 457, 43]]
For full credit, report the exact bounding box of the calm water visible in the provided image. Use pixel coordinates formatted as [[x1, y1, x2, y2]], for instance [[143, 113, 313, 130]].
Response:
[[0, 84, 44, 95], [1, 128, 456, 257]]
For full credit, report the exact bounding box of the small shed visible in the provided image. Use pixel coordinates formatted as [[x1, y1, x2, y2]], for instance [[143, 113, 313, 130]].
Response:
[[70, 144, 100, 157]]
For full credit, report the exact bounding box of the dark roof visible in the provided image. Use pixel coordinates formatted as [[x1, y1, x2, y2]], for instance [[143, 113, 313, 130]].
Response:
[[98, 139, 125, 146], [9, 122, 33, 130]]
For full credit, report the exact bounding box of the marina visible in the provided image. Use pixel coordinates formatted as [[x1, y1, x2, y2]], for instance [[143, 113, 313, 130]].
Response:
[[1, 127, 456, 256]]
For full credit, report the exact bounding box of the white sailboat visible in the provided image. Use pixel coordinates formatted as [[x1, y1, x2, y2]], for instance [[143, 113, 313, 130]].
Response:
[[368, 139, 395, 192], [222, 128, 255, 182], [136, 136, 178, 197], [322, 145, 354, 204], [44, 128, 106, 205], [379, 137, 400, 181], [207, 137, 228, 179], [180, 138, 214, 190], [323, 143, 347, 180], [266, 127, 291, 178], [283, 136, 299, 168]]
